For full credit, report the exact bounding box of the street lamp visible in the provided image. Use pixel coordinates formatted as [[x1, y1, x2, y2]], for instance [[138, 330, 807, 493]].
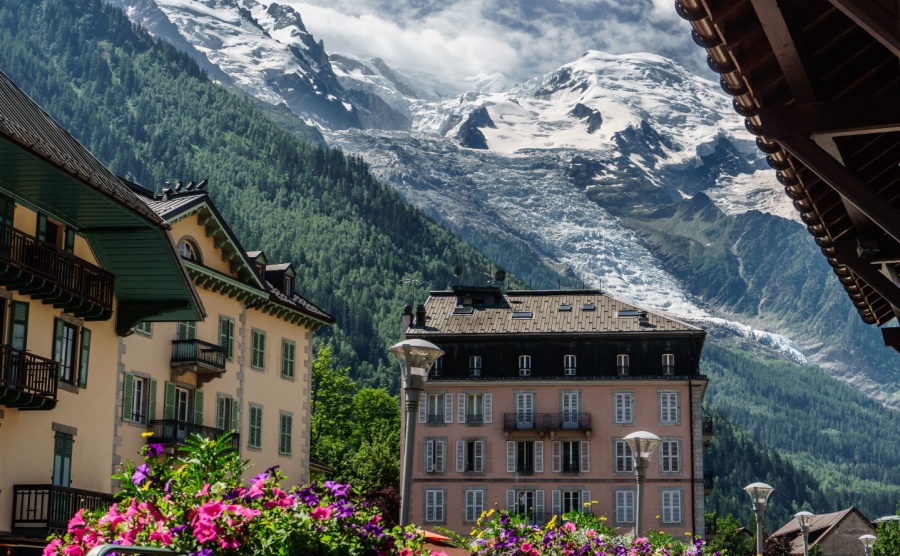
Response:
[[795, 511, 814, 556], [389, 339, 444, 527], [744, 482, 774, 556], [859, 534, 877, 556], [623, 431, 661, 537]]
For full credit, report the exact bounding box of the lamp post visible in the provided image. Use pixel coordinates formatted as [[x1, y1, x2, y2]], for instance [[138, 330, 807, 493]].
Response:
[[389, 339, 444, 527], [623, 431, 661, 537], [859, 534, 877, 556], [744, 482, 774, 556], [795, 511, 814, 556]]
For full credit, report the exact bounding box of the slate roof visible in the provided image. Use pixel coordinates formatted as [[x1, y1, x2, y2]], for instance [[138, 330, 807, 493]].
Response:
[[410, 289, 701, 336], [0, 70, 164, 227], [266, 280, 334, 324]]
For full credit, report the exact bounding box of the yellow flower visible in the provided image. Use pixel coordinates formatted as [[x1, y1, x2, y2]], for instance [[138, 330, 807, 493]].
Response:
[[599, 516, 607, 522], [584, 501, 592, 507], [685, 532, 692, 536], [141, 481, 152, 491], [141, 432, 154, 437], [656, 515, 661, 519]]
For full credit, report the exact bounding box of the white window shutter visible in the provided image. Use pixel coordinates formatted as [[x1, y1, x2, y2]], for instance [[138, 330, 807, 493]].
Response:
[[580, 440, 590, 473], [535, 490, 545, 521], [615, 394, 623, 422], [425, 439, 434, 473], [506, 489, 516, 512], [626, 394, 633, 422], [660, 393, 668, 421], [552, 441, 561, 473], [418, 398, 427, 423], [456, 440, 465, 472], [534, 440, 544, 473], [426, 490, 435, 522], [581, 490, 591, 513], [484, 393, 493, 423], [551, 490, 561, 516], [474, 440, 484, 472], [458, 393, 466, 423], [444, 393, 453, 423], [507, 441, 515, 473], [435, 440, 445, 472], [436, 490, 445, 522], [674, 491, 682, 522], [673, 441, 680, 472]]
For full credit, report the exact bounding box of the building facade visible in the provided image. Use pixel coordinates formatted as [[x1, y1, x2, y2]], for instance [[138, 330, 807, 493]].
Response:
[[401, 286, 711, 537]]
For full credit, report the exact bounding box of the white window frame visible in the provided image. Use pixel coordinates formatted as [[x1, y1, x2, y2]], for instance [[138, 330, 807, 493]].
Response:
[[661, 490, 682, 524], [561, 490, 582, 514], [425, 438, 446, 473], [662, 353, 675, 375], [134, 321, 152, 336], [616, 353, 630, 375], [615, 439, 634, 473], [615, 489, 635, 524], [519, 354, 531, 376], [464, 489, 485, 523], [432, 356, 442, 377], [131, 376, 146, 423], [660, 392, 679, 424], [563, 354, 576, 376], [660, 440, 680, 473], [424, 489, 445, 523], [469, 355, 482, 376], [614, 392, 634, 424], [456, 439, 485, 473]]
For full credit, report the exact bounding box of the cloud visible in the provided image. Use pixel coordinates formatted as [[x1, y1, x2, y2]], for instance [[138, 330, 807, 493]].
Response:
[[282, 0, 708, 82]]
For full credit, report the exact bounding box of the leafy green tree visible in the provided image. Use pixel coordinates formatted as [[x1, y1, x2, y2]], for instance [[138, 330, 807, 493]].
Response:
[[705, 514, 754, 556], [874, 515, 900, 556]]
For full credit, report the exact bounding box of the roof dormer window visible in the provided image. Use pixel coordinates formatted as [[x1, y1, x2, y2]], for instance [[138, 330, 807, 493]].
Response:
[[255, 262, 265, 280], [178, 239, 200, 262], [617, 353, 630, 376], [284, 275, 293, 296]]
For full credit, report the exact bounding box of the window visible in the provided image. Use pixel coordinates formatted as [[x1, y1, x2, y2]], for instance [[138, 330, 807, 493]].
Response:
[[615, 440, 634, 473], [461, 392, 486, 424], [558, 304, 572, 312], [177, 321, 196, 341], [424, 489, 445, 523], [518, 354, 531, 376], [284, 276, 293, 296], [431, 356, 442, 377], [660, 392, 679, 423], [562, 441, 581, 473], [52, 432, 73, 487], [564, 354, 576, 376], [281, 340, 296, 379], [456, 439, 485, 473], [279, 413, 293, 455], [255, 262, 266, 280], [561, 490, 584, 514], [617, 353, 629, 375], [216, 395, 238, 432], [614, 392, 633, 424], [219, 317, 234, 359], [515, 392, 535, 429], [0, 193, 15, 227], [515, 490, 535, 518], [660, 440, 680, 473], [512, 311, 533, 319], [64, 228, 75, 254], [561, 391, 580, 429], [507, 440, 543, 473], [661, 490, 682, 524], [553, 440, 589, 473], [135, 321, 152, 336], [178, 239, 199, 261], [615, 490, 635, 524], [469, 355, 482, 376], [251, 329, 266, 369], [424, 438, 446, 472], [426, 393, 445, 424], [662, 353, 675, 375], [506, 489, 545, 523], [248, 404, 263, 449], [123, 373, 155, 424], [53, 319, 78, 385], [517, 441, 535, 473], [464, 489, 485, 523]]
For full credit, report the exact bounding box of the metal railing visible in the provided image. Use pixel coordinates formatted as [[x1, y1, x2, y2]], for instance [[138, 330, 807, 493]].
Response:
[[12, 484, 114, 531], [503, 413, 592, 432], [0, 223, 114, 312], [426, 414, 445, 425], [562, 462, 580, 473], [147, 419, 239, 450], [170, 339, 226, 370], [466, 413, 484, 424], [0, 344, 58, 400]]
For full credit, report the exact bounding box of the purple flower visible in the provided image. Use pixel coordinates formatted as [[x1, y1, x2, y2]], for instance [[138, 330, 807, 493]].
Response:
[[131, 464, 151, 486], [146, 444, 164, 458], [250, 472, 269, 484], [187, 549, 213, 556], [264, 465, 280, 475], [171, 525, 187, 536], [295, 485, 319, 506], [164, 479, 173, 494], [322, 480, 350, 499]]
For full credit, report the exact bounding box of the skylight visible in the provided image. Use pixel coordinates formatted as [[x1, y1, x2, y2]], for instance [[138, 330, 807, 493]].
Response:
[[512, 311, 533, 319], [618, 309, 640, 317], [558, 304, 572, 312]]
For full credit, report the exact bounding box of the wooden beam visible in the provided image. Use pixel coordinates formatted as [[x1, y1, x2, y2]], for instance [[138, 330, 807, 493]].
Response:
[[750, 0, 818, 102], [778, 135, 900, 245], [832, 239, 900, 263], [831, 243, 900, 309], [758, 96, 900, 138], [826, 0, 900, 57]]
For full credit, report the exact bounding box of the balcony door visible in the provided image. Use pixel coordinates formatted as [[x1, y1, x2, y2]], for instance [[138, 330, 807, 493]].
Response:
[[176, 387, 190, 440], [515, 392, 534, 429], [561, 392, 579, 429], [6, 301, 26, 386]]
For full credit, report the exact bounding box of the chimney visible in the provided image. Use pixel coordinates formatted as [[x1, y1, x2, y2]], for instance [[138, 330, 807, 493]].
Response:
[[401, 305, 412, 339], [415, 304, 427, 328]]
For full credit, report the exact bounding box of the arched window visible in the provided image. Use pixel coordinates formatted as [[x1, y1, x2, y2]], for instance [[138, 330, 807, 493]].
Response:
[[616, 353, 629, 376], [518, 355, 531, 377], [662, 353, 675, 375], [178, 239, 200, 262], [564, 354, 576, 376]]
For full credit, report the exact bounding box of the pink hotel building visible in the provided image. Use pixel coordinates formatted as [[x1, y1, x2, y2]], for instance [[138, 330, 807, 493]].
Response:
[[400, 286, 712, 537]]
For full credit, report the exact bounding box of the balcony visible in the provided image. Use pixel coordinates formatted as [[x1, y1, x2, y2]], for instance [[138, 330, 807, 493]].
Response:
[[702, 416, 714, 446], [704, 471, 714, 496], [0, 223, 114, 320], [503, 413, 592, 433], [170, 339, 226, 385], [0, 344, 59, 410], [12, 484, 114, 534], [147, 419, 239, 451], [466, 413, 484, 425], [426, 414, 445, 425]]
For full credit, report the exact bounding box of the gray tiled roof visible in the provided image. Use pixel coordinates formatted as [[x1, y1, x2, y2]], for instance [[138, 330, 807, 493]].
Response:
[[142, 191, 208, 219], [265, 280, 334, 323], [411, 291, 701, 336]]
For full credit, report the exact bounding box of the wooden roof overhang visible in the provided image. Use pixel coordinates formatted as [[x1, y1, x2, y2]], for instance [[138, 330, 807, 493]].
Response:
[[676, 0, 900, 347]]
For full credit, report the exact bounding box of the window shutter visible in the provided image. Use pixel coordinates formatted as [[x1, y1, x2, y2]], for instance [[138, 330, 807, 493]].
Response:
[[36, 213, 47, 242], [444, 393, 453, 423], [418, 399, 427, 423], [534, 440, 544, 473], [506, 490, 516, 512], [457, 393, 466, 423], [483, 393, 492, 424], [552, 490, 561, 516], [616, 492, 624, 523], [217, 395, 227, 430], [581, 440, 590, 473], [0, 194, 15, 226], [77, 328, 91, 388], [64, 228, 75, 253], [672, 441, 680, 472], [552, 441, 562, 473], [506, 441, 515, 473], [474, 440, 484, 472], [231, 399, 239, 431], [425, 439, 434, 473], [435, 440, 445, 472], [456, 440, 465, 472], [52, 318, 64, 366], [535, 490, 545, 521], [425, 491, 435, 523], [581, 490, 591, 513], [625, 394, 633, 422], [8, 301, 28, 349], [122, 372, 134, 421], [194, 389, 204, 425], [164, 381, 176, 420], [148, 378, 157, 422], [673, 491, 682, 523]]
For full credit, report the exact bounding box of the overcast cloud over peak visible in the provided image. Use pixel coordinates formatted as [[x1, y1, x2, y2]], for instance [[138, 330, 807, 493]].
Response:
[[283, 0, 707, 82]]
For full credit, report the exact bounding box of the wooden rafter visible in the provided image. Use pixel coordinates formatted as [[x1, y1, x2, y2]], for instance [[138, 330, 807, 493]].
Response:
[[826, 0, 900, 57], [758, 96, 900, 138]]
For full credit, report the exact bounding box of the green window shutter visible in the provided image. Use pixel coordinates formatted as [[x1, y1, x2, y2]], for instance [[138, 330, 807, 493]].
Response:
[[280, 414, 292, 454], [64, 228, 75, 253], [281, 340, 295, 378], [219, 317, 234, 359], [177, 322, 196, 341], [77, 328, 91, 388], [122, 372, 134, 422], [249, 405, 262, 448], [52, 432, 73, 487], [231, 399, 239, 431], [148, 378, 157, 422], [217, 395, 227, 430], [0, 195, 15, 227], [36, 213, 47, 242], [52, 318, 64, 367], [8, 301, 28, 350], [164, 381, 176, 420], [194, 389, 204, 425]]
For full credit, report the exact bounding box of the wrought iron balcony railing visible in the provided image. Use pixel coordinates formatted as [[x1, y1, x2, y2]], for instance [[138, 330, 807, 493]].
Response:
[[0, 344, 59, 410], [0, 223, 114, 319], [12, 484, 114, 532], [466, 413, 484, 424], [561, 462, 580, 473], [503, 413, 592, 432], [426, 414, 445, 425], [171, 339, 226, 370], [147, 419, 239, 450]]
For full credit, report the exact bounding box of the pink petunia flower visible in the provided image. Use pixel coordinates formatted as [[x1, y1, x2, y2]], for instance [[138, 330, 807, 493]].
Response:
[[564, 522, 576, 532], [310, 505, 332, 520], [43, 538, 63, 556]]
